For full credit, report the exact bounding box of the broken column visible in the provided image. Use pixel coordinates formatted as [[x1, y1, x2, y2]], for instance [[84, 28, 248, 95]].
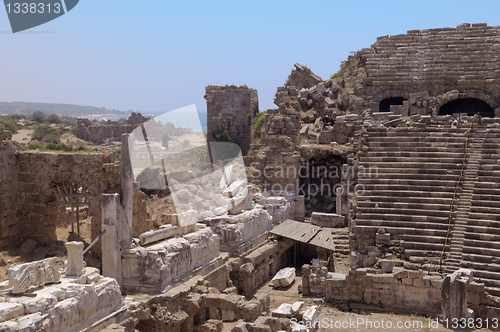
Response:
[[65, 241, 85, 276], [120, 133, 134, 246], [101, 193, 124, 286], [441, 269, 474, 321]]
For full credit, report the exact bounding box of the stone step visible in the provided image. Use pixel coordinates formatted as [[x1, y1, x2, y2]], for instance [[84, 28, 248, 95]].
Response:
[[359, 184, 459, 192], [357, 208, 453, 218], [355, 225, 449, 237], [358, 199, 452, 209], [366, 136, 469, 143], [360, 161, 464, 170], [363, 151, 465, 158], [358, 178, 460, 187], [403, 234, 449, 244], [358, 195, 453, 204], [461, 261, 500, 273], [462, 245, 500, 257], [473, 187, 500, 195], [464, 232, 500, 242], [471, 205, 500, 215], [356, 219, 451, 230], [360, 190, 455, 198], [401, 241, 450, 251], [465, 224, 500, 235], [469, 212, 500, 221], [358, 205, 453, 216], [485, 287, 500, 297], [464, 238, 500, 250], [404, 249, 448, 258], [360, 156, 466, 164], [360, 172, 461, 181], [364, 167, 462, 175], [471, 194, 500, 205], [475, 277, 500, 288], [365, 146, 467, 153], [474, 181, 500, 189], [469, 269, 500, 282]]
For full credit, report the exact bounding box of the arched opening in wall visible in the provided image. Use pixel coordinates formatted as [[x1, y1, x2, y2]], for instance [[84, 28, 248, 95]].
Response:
[[379, 97, 406, 112], [438, 98, 495, 117], [300, 154, 345, 214]]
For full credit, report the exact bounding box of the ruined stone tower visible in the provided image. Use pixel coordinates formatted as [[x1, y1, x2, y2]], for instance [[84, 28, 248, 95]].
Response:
[[205, 85, 258, 155]]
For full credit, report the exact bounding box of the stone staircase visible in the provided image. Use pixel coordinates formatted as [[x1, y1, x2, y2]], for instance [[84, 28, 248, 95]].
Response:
[[444, 126, 481, 272], [356, 125, 472, 269], [331, 228, 350, 255], [460, 122, 500, 289]]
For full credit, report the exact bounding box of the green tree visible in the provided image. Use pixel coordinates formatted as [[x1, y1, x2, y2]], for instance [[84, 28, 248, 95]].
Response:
[[162, 132, 170, 150], [0, 117, 18, 134], [251, 111, 267, 138], [31, 111, 46, 123], [46, 114, 61, 124], [33, 124, 60, 140], [212, 122, 232, 143]]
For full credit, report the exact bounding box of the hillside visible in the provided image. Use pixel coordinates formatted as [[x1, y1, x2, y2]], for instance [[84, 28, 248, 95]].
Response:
[[0, 101, 128, 117]]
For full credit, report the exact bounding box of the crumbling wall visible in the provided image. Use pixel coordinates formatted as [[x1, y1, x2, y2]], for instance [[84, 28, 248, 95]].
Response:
[[15, 152, 121, 243], [230, 239, 295, 297], [0, 125, 22, 246], [76, 112, 150, 144], [205, 85, 258, 155], [0, 127, 122, 247]]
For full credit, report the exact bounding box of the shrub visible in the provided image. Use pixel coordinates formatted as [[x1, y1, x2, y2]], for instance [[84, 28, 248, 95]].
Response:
[[251, 111, 266, 138], [46, 114, 61, 124], [24, 141, 89, 152], [31, 110, 46, 123], [330, 69, 342, 80], [0, 117, 18, 134], [212, 122, 232, 143], [33, 124, 60, 140], [302, 65, 312, 74]]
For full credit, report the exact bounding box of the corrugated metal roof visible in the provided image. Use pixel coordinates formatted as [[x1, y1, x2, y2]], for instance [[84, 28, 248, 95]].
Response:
[[270, 219, 336, 251]]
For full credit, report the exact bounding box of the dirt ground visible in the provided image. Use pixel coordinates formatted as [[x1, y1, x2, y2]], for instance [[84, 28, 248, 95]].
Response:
[[220, 276, 496, 332], [10, 129, 34, 143]]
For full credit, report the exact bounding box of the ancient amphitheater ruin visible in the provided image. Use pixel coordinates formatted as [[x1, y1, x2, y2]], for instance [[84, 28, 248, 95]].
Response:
[[1, 22, 500, 331]]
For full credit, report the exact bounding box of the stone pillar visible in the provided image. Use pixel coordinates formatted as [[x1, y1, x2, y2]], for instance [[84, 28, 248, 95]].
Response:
[[120, 133, 134, 247], [65, 241, 84, 276], [336, 187, 342, 215], [442, 269, 474, 321], [101, 193, 124, 286], [294, 195, 305, 220]]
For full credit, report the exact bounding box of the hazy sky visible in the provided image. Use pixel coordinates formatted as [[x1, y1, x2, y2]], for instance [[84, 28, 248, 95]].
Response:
[[1, 1, 499, 115]]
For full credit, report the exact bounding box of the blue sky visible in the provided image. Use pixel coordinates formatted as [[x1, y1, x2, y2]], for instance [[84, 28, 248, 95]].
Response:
[[1, 1, 499, 115]]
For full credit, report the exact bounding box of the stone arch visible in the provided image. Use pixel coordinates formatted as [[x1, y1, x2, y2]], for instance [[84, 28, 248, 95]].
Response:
[[435, 90, 499, 117], [373, 91, 410, 112], [438, 98, 494, 117], [379, 97, 407, 112]]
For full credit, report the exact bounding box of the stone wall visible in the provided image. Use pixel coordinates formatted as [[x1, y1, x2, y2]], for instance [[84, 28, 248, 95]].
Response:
[[76, 112, 153, 144], [205, 85, 258, 155], [302, 265, 499, 319], [0, 124, 124, 246], [230, 239, 295, 297], [359, 23, 500, 115], [120, 228, 222, 293], [15, 152, 121, 244], [0, 125, 22, 246]]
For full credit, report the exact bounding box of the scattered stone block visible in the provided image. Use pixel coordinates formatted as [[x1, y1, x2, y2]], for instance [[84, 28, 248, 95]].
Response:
[[271, 267, 296, 287], [272, 303, 293, 318]]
